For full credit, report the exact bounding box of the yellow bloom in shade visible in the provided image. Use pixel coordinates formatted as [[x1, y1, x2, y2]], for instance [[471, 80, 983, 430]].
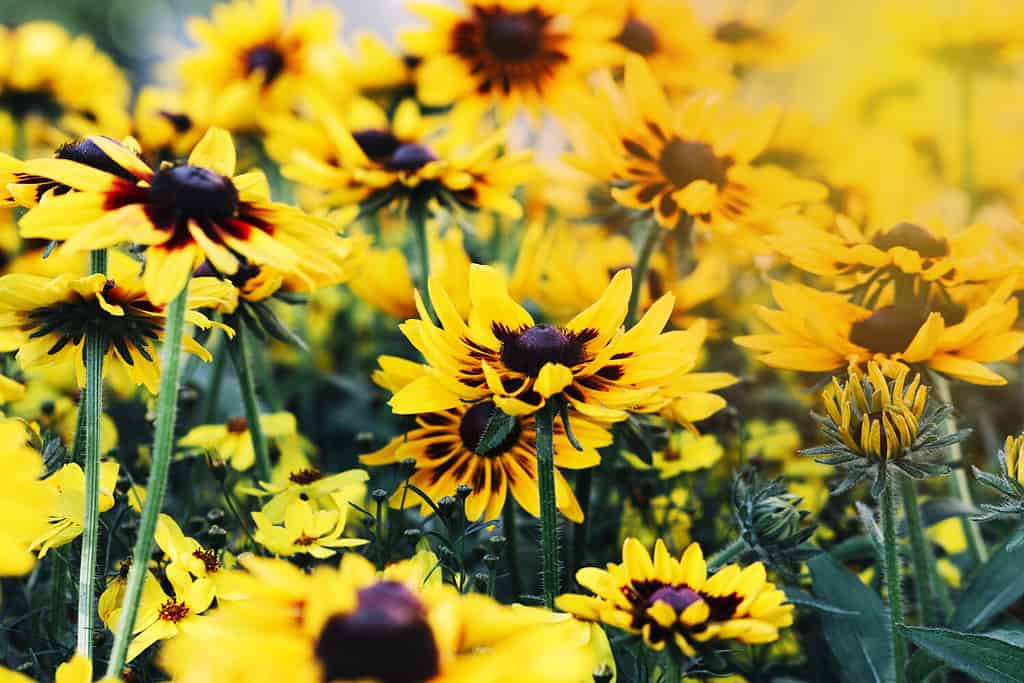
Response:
[[176, 0, 345, 131], [31, 460, 119, 557], [178, 412, 298, 471], [244, 465, 368, 522], [390, 264, 697, 421], [623, 430, 725, 478], [0, 419, 53, 576], [15, 127, 352, 305], [159, 552, 594, 683], [567, 56, 825, 232], [735, 276, 1024, 385], [0, 654, 116, 683], [252, 495, 368, 558], [363, 357, 611, 522], [0, 268, 233, 393], [558, 538, 793, 656], [401, 0, 617, 121]]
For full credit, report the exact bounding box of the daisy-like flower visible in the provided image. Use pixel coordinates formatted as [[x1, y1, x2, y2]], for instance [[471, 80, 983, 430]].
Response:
[[558, 538, 793, 657], [389, 264, 703, 421], [30, 460, 119, 557], [245, 465, 368, 522], [401, 0, 617, 121], [735, 276, 1024, 386], [0, 654, 110, 683], [0, 268, 234, 393], [16, 127, 353, 305], [178, 412, 298, 471], [159, 552, 595, 683], [276, 99, 533, 217], [622, 430, 725, 478], [567, 56, 824, 232], [132, 86, 253, 160], [155, 514, 235, 587], [175, 0, 344, 131], [363, 356, 611, 522], [0, 419, 54, 576], [707, 0, 818, 71], [252, 496, 368, 558]]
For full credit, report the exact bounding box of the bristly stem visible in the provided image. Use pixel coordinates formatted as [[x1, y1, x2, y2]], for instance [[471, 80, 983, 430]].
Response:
[[408, 201, 438, 325], [899, 475, 952, 625], [227, 321, 272, 483], [707, 537, 747, 572], [626, 218, 663, 326], [932, 374, 988, 565], [880, 474, 907, 683], [106, 277, 190, 678], [76, 248, 107, 659], [571, 468, 592, 579], [535, 402, 560, 609], [502, 500, 522, 599]]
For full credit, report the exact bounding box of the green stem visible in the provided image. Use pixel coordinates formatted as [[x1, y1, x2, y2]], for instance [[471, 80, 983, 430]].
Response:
[[199, 338, 227, 424], [409, 202, 438, 325], [662, 652, 681, 683], [105, 278, 190, 678], [75, 249, 107, 658], [626, 219, 662, 326], [932, 375, 988, 565], [535, 403, 559, 609], [899, 475, 952, 625], [880, 475, 908, 683], [707, 537, 747, 572], [571, 469, 592, 579], [227, 323, 272, 483], [502, 500, 522, 598]]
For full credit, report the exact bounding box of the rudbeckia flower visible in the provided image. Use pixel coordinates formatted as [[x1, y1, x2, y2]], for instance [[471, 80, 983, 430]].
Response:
[[16, 127, 353, 305], [735, 276, 1024, 386], [0, 419, 54, 576], [622, 430, 725, 478], [558, 538, 793, 656], [389, 264, 698, 420], [178, 412, 298, 471], [0, 268, 233, 393], [30, 460, 119, 557], [567, 56, 825, 232], [401, 0, 618, 121], [363, 356, 611, 522], [159, 552, 595, 683], [252, 495, 368, 558], [707, 0, 819, 71]]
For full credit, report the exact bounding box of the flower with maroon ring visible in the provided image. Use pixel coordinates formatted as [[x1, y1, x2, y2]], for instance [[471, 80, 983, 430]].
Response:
[[15, 127, 354, 304], [558, 538, 793, 656]]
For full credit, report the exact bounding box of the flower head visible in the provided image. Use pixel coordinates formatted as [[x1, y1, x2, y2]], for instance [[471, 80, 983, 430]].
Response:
[[178, 412, 298, 471], [0, 418, 54, 576], [31, 460, 119, 557], [252, 495, 368, 558]]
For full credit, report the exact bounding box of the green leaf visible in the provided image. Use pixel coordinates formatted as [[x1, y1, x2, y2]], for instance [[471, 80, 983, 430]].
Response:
[[474, 408, 518, 455], [920, 497, 982, 525], [952, 535, 1024, 631], [781, 585, 857, 615], [808, 553, 893, 683], [905, 649, 946, 683], [900, 627, 1024, 683]]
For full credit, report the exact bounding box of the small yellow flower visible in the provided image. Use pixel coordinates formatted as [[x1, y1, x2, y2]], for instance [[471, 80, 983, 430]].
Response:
[[0, 418, 54, 576], [30, 460, 119, 557], [623, 430, 725, 478], [252, 495, 368, 558], [178, 412, 298, 471]]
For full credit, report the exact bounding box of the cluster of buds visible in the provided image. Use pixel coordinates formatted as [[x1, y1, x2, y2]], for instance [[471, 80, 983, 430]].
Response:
[[732, 471, 817, 581], [973, 434, 1024, 527], [803, 363, 966, 498]]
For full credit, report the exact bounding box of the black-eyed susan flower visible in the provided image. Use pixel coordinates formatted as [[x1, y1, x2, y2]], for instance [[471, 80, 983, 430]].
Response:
[[16, 127, 352, 305], [0, 268, 233, 393], [159, 552, 595, 683], [252, 495, 368, 558], [363, 356, 611, 521], [131, 86, 252, 160], [401, 0, 617, 121], [31, 460, 119, 557], [735, 276, 1024, 386], [558, 538, 793, 657], [567, 56, 825, 232], [175, 0, 344, 131], [0, 418, 54, 576], [622, 429, 725, 478], [178, 412, 297, 471], [707, 0, 818, 71]]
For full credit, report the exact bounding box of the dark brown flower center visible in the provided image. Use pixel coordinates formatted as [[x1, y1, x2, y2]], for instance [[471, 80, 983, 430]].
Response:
[[159, 600, 190, 623], [648, 586, 703, 613], [289, 468, 324, 485], [315, 581, 439, 683], [458, 401, 521, 455], [658, 139, 730, 189], [56, 138, 138, 182], [353, 129, 402, 163], [481, 8, 545, 61], [160, 111, 193, 133], [244, 44, 286, 84], [617, 18, 658, 56], [148, 165, 240, 222], [227, 416, 248, 433], [714, 20, 762, 44], [871, 222, 949, 258], [849, 306, 928, 355], [497, 323, 591, 376], [192, 548, 219, 573], [386, 144, 437, 171]]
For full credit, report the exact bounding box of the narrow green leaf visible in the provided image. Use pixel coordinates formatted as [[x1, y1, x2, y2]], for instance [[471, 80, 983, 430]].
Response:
[[952, 536, 1024, 631], [920, 497, 982, 525], [808, 553, 893, 683], [475, 408, 517, 455], [900, 627, 1024, 683], [782, 585, 857, 615]]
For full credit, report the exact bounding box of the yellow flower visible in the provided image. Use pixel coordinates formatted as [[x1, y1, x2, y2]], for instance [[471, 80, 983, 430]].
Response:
[[558, 538, 793, 656], [620, 487, 693, 554], [245, 465, 368, 523], [736, 276, 1024, 385], [567, 56, 825, 232], [1003, 433, 1024, 484], [131, 86, 253, 159], [707, 0, 819, 71], [252, 495, 368, 558], [155, 514, 237, 591], [0, 418, 53, 576], [401, 0, 617, 121], [623, 430, 725, 478], [16, 127, 353, 305], [30, 460, 119, 557], [159, 552, 595, 683], [178, 412, 298, 471], [0, 654, 118, 683]]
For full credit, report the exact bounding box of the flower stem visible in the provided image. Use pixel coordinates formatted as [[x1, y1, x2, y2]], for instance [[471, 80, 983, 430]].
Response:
[[662, 652, 681, 683], [880, 475, 907, 683], [707, 537, 747, 572], [227, 322, 272, 483], [105, 278, 190, 679], [571, 468, 592, 578], [626, 219, 662, 326], [408, 202, 438, 325], [932, 374, 988, 565], [199, 337, 227, 424], [502, 500, 522, 598], [75, 249, 107, 659], [899, 475, 952, 625], [535, 403, 560, 609]]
